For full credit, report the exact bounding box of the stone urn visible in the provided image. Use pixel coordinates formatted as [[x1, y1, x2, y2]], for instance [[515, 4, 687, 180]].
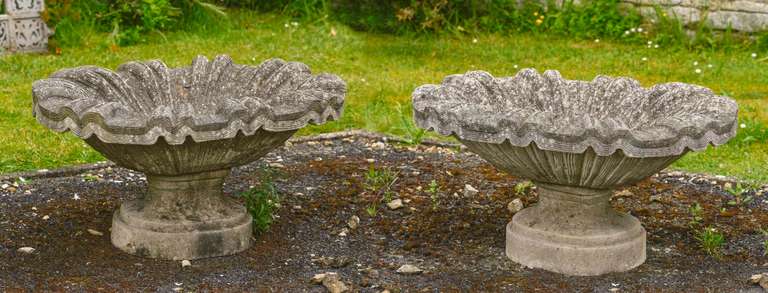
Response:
[[32, 55, 346, 260], [412, 69, 738, 275]]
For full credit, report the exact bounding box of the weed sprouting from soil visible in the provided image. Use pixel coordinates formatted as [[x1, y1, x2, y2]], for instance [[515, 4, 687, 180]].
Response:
[[363, 164, 399, 216], [764, 239, 768, 257], [428, 179, 439, 210], [365, 164, 397, 196], [694, 226, 726, 258], [365, 204, 378, 217], [724, 182, 754, 206], [759, 227, 768, 256], [514, 181, 534, 196], [240, 167, 280, 235], [689, 202, 704, 226]]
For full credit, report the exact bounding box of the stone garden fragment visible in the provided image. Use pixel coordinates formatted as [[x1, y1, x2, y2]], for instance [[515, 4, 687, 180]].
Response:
[[412, 69, 738, 276], [0, 0, 52, 54], [32, 55, 346, 260]]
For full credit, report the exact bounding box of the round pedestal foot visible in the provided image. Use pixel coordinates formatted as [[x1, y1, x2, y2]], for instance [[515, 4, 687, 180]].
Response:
[[505, 183, 646, 276], [110, 170, 252, 260], [111, 199, 252, 260]]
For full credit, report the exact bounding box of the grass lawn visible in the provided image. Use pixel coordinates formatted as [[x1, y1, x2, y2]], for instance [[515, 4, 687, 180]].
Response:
[[1, 10, 767, 183]]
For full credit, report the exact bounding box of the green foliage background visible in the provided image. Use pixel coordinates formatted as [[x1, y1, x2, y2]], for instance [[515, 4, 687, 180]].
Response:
[[39, 0, 768, 51]]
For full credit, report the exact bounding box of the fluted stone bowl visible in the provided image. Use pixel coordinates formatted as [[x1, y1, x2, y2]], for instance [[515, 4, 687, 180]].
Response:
[[33, 55, 346, 260], [413, 69, 738, 276]]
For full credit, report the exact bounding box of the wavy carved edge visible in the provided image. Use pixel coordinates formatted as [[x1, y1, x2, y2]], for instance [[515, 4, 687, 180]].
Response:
[[32, 55, 346, 145], [412, 69, 738, 158]]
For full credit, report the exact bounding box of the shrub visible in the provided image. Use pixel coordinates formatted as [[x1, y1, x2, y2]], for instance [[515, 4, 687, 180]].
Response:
[[249, 0, 643, 39], [43, 0, 227, 47], [253, 0, 764, 50]]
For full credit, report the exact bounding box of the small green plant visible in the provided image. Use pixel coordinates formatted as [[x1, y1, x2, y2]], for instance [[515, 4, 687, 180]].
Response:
[[82, 173, 99, 182], [428, 179, 439, 210], [396, 104, 427, 145], [365, 164, 397, 193], [694, 226, 725, 257], [689, 202, 704, 226], [724, 183, 754, 206], [764, 239, 768, 257], [363, 164, 399, 215], [759, 227, 768, 256], [514, 181, 534, 196], [240, 167, 280, 235], [403, 128, 426, 146], [365, 204, 377, 217]]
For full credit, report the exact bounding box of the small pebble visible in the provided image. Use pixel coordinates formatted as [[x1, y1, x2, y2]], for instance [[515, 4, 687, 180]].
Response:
[[396, 264, 423, 274], [87, 229, 104, 236], [310, 273, 326, 284], [387, 199, 403, 210], [507, 198, 524, 213], [17, 247, 35, 254], [181, 260, 192, 267], [347, 215, 360, 230], [464, 184, 479, 197]]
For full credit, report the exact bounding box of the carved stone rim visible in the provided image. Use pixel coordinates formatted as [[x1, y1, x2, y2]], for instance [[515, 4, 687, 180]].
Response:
[[412, 69, 738, 157], [32, 55, 346, 145]]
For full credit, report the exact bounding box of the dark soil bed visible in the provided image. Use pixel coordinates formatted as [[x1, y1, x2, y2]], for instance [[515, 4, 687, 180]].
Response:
[[1, 132, 767, 292]]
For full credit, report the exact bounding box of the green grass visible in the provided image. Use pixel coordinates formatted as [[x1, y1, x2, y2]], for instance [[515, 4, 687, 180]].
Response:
[[1, 10, 767, 183]]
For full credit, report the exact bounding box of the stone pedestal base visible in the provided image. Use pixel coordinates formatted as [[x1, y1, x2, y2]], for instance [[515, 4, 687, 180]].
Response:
[[505, 183, 645, 276], [111, 170, 252, 260]]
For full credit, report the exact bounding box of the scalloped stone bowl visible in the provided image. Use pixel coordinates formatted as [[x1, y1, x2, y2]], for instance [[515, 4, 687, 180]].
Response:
[[413, 69, 738, 276], [33, 55, 346, 260]]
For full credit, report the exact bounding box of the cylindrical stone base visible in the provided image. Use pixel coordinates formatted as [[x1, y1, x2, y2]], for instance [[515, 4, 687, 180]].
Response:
[[505, 183, 645, 276], [111, 169, 253, 260]]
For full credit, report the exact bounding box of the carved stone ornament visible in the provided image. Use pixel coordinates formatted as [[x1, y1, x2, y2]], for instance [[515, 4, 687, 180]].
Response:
[[33, 55, 346, 260], [413, 69, 738, 276], [1, 0, 51, 53]]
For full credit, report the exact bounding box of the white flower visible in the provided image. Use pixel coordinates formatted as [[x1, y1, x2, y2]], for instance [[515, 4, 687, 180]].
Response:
[[291, 21, 299, 26], [472, 38, 478, 43], [513, 64, 519, 69], [637, 27, 644, 32], [740, 123, 747, 129], [624, 30, 630, 35], [630, 28, 637, 33], [694, 68, 702, 74], [693, 61, 698, 66], [647, 41, 653, 45], [654, 44, 659, 48], [707, 64, 713, 68], [641, 57, 648, 61], [284, 23, 289, 28], [594, 39, 600, 43], [751, 53, 758, 58]]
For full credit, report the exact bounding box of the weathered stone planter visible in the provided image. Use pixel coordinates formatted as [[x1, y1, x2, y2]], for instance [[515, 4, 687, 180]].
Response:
[[32, 55, 346, 260], [412, 69, 738, 276]]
